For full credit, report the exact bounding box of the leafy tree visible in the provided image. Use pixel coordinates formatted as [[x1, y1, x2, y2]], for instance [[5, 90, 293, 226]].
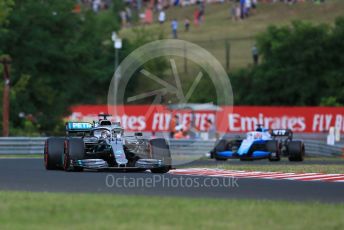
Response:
[[0, 0, 121, 135], [0, 0, 14, 26], [232, 19, 344, 106], [0, 0, 169, 135]]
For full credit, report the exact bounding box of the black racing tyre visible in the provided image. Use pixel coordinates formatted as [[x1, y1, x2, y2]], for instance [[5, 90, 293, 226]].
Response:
[[63, 138, 85, 172], [149, 138, 171, 174], [211, 139, 239, 161], [44, 137, 65, 170], [240, 158, 253, 161], [266, 140, 281, 162], [150, 167, 170, 174], [215, 157, 228, 161], [288, 141, 305, 162], [210, 139, 229, 158], [213, 139, 230, 152]]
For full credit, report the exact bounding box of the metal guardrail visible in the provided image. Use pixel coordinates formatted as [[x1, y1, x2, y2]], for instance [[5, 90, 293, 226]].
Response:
[[0, 137, 46, 155], [304, 140, 344, 157], [169, 140, 215, 156], [0, 137, 343, 157]]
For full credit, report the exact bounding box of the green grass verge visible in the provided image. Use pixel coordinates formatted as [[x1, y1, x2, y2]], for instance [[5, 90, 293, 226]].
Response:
[[0, 154, 42, 158], [0, 191, 343, 229], [192, 157, 344, 174]]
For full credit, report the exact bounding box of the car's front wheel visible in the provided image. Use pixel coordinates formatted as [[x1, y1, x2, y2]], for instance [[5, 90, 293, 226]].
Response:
[[44, 137, 65, 170], [63, 138, 85, 172], [266, 140, 281, 162], [150, 167, 170, 174], [149, 138, 172, 174]]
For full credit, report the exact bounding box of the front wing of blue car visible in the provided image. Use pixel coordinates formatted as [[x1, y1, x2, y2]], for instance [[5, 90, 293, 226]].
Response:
[[216, 150, 271, 159]]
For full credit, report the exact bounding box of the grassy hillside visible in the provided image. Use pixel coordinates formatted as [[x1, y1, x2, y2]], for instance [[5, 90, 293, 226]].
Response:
[[120, 0, 344, 71]]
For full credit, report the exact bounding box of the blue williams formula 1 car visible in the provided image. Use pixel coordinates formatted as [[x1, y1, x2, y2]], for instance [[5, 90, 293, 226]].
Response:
[[44, 114, 172, 173], [210, 125, 305, 162]]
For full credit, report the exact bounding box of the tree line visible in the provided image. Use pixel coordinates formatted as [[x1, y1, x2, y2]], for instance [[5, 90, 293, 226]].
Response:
[[231, 18, 344, 107], [0, 0, 343, 135], [0, 0, 159, 135]]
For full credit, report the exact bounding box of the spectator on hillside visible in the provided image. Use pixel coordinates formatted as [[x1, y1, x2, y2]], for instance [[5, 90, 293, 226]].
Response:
[[136, 0, 143, 10], [156, 0, 163, 11], [184, 17, 190, 32], [102, 0, 110, 9], [158, 10, 166, 24], [193, 7, 200, 26], [252, 0, 258, 13], [125, 6, 132, 26], [73, 3, 81, 13], [197, 1, 205, 24], [230, 4, 240, 21], [314, 0, 325, 4], [144, 7, 153, 24], [252, 44, 259, 65], [173, 0, 180, 6], [92, 0, 101, 13], [120, 10, 127, 28], [198, 9, 204, 24], [236, 4, 241, 21], [240, 0, 245, 19], [171, 18, 178, 38], [245, 0, 252, 17], [230, 4, 236, 21]]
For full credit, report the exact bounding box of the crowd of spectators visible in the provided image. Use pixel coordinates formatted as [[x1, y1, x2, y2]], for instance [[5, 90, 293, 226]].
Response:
[[77, 0, 112, 13], [168, 114, 217, 140], [75, 1, 326, 21], [74, 0, 327, 33], [260, 0, 325, 3], [230, 0, 257, 21], [75, 0, 326, 13]]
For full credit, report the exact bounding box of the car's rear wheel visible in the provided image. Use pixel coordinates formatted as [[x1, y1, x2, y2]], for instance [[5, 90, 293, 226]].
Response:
[[288, 141, 305, 162], [240, 158, 253, 161], [44, 137, 65, 170], [150, 138, 171, 174], [63, 138, 85, 172], [267, 140, 281, 162]]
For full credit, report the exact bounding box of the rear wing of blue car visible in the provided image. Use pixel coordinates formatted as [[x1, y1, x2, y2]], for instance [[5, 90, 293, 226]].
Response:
[[65, 122, 93, 134], [271, 129, 293, 140]]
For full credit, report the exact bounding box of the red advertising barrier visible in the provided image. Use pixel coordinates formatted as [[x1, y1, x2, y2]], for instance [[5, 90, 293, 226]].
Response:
[[68, 105, 344, 133]]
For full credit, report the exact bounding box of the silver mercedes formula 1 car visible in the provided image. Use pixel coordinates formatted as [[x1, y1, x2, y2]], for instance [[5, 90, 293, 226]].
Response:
[[44, 114, 172, 173]]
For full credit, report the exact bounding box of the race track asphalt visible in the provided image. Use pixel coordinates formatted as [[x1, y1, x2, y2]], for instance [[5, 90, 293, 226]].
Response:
[[0, 158, 344, 203]]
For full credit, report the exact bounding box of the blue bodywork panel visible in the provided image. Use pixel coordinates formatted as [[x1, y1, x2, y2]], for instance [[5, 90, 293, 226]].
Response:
[[250, 151, 270, 158], [237, 140, 266, 155], [217, 151, 235, 158]]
